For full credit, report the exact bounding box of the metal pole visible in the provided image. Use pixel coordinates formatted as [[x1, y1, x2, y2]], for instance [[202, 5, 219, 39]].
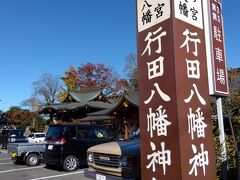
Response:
[[217, 97, 228, 179]]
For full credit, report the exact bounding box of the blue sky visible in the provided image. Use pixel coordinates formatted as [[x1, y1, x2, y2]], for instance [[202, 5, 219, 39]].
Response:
[[0, 0, 239, 111]]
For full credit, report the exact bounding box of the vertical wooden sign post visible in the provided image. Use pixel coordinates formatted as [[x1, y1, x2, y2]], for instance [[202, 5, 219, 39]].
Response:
[[203, 0, 229, 179], [137, 0, 216, 179]]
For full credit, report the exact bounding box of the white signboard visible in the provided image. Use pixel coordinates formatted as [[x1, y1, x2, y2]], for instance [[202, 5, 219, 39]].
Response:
[[174, 0, 203, 29], [137, 0, 171, 32]]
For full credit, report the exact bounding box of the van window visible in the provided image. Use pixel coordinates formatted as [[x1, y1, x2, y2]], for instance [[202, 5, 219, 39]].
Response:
[[35, 133, 46, 138], [46, 126, 64, 140], [9, 130, 26, 138], [68, 126, 77, 139], [77, 127, 87, 140], [8, 129, 25, 137], [94, 128, 112, 139]]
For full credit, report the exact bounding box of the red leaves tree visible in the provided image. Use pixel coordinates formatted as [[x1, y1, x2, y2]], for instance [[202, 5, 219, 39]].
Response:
[[5, 106, 38, 129], [62, 62, 119, 95]]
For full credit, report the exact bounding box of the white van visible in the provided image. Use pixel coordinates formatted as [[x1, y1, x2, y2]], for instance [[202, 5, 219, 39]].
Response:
[[28, 133, 46, 143]]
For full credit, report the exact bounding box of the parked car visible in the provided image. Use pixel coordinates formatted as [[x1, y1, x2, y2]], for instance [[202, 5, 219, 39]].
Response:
[[1, 129, 28, 149], [84, 129, 140, 180], [44, 124, 114, 172], [28, 133, 46, 143], [7, 142, 45, 166]]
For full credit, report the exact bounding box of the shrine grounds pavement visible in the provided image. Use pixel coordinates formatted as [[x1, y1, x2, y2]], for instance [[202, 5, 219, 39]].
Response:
[[0, 149, 91, 180]]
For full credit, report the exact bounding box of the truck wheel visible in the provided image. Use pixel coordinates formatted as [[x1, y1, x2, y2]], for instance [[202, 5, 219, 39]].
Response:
[[63, 156, 78, 172], [15, 157, 22, 164], [26, 154, 40, 166]]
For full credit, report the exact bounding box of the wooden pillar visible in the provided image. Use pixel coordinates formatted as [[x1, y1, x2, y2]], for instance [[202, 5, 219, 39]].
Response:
[[124, 119, 128, 140]]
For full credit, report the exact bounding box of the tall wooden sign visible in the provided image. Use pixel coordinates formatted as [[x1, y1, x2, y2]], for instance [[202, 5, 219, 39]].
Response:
[[137, 0, 216, 179]]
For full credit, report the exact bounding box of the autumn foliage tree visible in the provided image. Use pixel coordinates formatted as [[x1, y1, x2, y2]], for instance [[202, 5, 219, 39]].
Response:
[[5, 106, 38, 129], [222, 68, 240, 143], [4, 106, 47, 132], [61, 66, 80, 91], [212, 68, 240, 178], [61, 62, 119, 97]]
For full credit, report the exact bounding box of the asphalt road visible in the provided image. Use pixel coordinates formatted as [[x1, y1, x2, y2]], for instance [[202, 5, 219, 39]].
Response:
[[0, 149, 91, 180]]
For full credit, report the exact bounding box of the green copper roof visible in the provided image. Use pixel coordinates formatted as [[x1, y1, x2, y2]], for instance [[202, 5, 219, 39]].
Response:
[[41, 102, 82, 111], [85, 92, 139, 117], [63, 89, 111, 103], [41, 91, 139, 117], [70, 90, 101, 102], [124, 91, 138, 106], [80, 115, 114, 122], [41, 101, 114, 113]]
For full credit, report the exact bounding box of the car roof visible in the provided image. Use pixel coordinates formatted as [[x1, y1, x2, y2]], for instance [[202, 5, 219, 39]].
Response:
[[33, 132, 46, 134], [49, 124, 104, 128], [3, 129, 24, 131]]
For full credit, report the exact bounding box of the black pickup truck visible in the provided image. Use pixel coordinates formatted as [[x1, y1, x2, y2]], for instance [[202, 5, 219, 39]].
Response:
[[84, 129, 140, 180]]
